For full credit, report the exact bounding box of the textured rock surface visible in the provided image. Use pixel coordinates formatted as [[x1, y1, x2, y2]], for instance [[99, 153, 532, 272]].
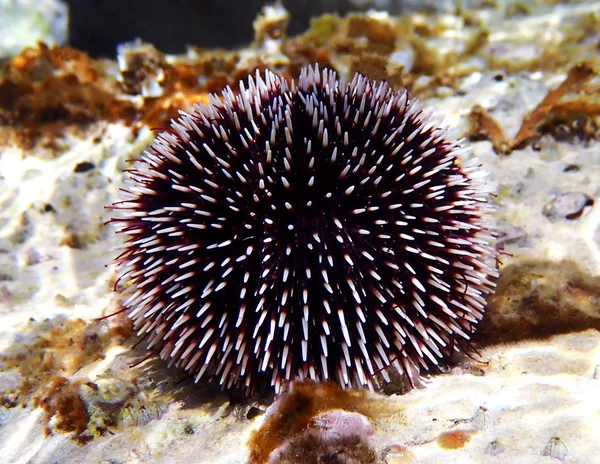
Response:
[[1, 1, 600, 463]]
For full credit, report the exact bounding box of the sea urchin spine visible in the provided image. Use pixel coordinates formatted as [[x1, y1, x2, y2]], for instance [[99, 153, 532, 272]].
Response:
[[110, 65, 498, 393]]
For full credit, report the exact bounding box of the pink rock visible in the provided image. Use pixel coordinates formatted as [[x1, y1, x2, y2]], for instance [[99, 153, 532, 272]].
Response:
[[313, 409, 374, 441]]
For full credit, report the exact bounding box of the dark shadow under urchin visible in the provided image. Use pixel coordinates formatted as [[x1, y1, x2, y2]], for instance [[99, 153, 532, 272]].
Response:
[[109, 64, 499, 395]]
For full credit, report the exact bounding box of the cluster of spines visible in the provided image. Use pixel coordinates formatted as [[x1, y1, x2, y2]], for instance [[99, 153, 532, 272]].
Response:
[[111, 65, 498, 394]]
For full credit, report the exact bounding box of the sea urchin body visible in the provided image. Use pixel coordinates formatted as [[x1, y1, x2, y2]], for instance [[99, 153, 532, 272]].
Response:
[[111, 65, 498, 394]]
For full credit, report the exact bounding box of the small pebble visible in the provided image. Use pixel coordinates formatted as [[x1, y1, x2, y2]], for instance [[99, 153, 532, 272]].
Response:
[[542, 437, 569, 461], [485, 440, 505, 456], [73, 161, 96, 173], [183, 424, 195, 435], [472, 406, 492, 431], [25, 248, 43, 266], [563, 163, 580, 172], [313, 410, 374, 439], [542, 192, 594, 220]]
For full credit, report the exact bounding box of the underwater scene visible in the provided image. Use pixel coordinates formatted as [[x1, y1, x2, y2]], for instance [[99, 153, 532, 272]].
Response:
[[0, 0, 599, 462]]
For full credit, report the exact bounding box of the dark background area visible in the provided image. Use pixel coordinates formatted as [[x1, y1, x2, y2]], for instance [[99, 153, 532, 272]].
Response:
[[65, 0, 372, 57]]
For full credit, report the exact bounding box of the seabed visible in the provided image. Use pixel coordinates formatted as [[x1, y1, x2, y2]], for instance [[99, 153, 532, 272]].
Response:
[[0, 1, 599, 463]]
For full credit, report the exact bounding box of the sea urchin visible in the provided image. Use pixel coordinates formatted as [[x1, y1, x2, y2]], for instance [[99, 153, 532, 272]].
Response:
[[110, 65, 498, 393]]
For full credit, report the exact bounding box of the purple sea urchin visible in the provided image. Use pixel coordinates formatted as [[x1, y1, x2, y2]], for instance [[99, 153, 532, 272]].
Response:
[[110, 65, 498, 394]]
